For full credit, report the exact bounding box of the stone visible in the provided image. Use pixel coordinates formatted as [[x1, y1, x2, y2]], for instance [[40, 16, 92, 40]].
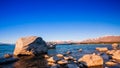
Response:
[[64, 56, 74, 61], [105, 61, 117, 66], [96, 47, 108, 52], [14, 36, 48, 56], [78, 54, 103, 67], [106, 50, 120, 61], [66, 51, 72, 54], [112, 43, 119, 50], [112, 54, 120, 61], [4, 54, 12, 58], [106, 50, 116, 55], [78, 49, 82, 52], [44, 54, 49, 59], [57, 60, 68, 65], [56, 54, 64, 58], [47, 57, 56, 63]]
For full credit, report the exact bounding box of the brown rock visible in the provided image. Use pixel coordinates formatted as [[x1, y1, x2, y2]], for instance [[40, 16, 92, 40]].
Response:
[[112, 43, 119, 50], [78, 54, 103, 67], [112, 50, 120, 61], [14, 36, 48, 56], [96, 47, 108, 52], [57, 60, 68, 65], [44, 54, 49, 59], [56, 54, 64, 58], [47, 57, 56, 63], [105, 61, 117, 66]]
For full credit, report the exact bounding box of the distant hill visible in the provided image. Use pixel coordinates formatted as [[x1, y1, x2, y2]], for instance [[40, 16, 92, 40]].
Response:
[[0, 42, 14, 45], [80, 36, 120, 44]]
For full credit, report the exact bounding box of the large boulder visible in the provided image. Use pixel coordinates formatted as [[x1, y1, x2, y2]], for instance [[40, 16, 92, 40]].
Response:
[[14, 36, 48, 56], [78, 54, 103, 67]]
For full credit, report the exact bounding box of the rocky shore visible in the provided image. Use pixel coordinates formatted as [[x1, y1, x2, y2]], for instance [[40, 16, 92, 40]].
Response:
[[0, 36, 120, 68]]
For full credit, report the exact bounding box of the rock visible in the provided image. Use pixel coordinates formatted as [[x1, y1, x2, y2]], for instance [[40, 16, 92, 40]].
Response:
[[112, 43, 119, 50], [66, 51, 72, 54], [64, 57, 69, 60], [106, 50, 120, 61], [4, 54, 12, 58], [14, 36, 48, 56], [78, 54, 103, 67], [74, 61, 77, 63], [64, 56, 75, 61], [105, 61, 117, 66], [44, 54, 49, 59], [96, 47, 108, 52], [78, 49, 82, 52], [57, 60, 68, 65], [112, 54, 120, 61], [106, 50, 116, 55], [47, 57, 56, 63], [0, 57, 19, 64], [56, 54, 64, 58]]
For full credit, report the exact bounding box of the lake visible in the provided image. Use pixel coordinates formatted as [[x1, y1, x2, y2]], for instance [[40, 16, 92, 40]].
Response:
[[0, 44, 112, 58], [1, 44, 120, 68]]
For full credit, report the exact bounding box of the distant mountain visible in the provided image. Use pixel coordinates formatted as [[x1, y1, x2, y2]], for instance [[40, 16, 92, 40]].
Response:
[[0, 42, 14, 45], [80, 36, 120, 44]]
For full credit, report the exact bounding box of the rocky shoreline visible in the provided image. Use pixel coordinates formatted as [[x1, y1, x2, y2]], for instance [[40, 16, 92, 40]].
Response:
[[0, 36, 120, 68]]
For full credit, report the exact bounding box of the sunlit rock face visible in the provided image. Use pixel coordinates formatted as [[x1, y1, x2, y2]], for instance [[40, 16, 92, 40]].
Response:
[[14, 36, 48, 56], [78, 54, 103, 67]]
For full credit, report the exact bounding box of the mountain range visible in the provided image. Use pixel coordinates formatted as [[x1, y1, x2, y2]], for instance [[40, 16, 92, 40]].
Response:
[[80, 35, 120, 44]]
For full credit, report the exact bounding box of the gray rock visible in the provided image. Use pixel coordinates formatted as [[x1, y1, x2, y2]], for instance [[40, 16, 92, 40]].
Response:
[[14, 36, 48, 56]]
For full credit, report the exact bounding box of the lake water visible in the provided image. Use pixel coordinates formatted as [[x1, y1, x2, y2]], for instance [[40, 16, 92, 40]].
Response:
[[1, 44, 120, 68], [0, 44, 112, 58]]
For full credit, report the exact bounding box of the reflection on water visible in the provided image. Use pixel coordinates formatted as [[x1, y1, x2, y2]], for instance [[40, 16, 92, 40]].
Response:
[[13, 56, 47, 68]]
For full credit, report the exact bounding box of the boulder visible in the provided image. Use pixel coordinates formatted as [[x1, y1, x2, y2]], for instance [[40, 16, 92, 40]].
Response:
[[78, 54, 103, 67], [14, 36, 48, 56], [96, 47, 108, 52]]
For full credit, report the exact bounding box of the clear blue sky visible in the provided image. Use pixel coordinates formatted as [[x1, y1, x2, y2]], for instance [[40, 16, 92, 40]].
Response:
[[0, 0, 120, 43]]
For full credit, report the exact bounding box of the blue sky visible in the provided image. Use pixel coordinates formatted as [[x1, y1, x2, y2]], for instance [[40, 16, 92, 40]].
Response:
[[0, 0, 120, 43]]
